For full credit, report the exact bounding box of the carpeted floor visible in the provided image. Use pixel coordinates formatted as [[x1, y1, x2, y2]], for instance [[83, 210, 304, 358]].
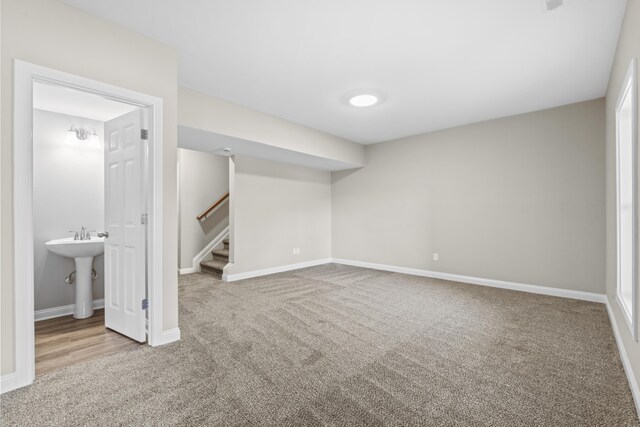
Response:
[[1, 264, 638, 426]]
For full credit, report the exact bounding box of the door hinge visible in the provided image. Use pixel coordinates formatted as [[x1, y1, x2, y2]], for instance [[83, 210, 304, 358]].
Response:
[[141, 129, 148, 140], [141, 213, 148, 225], [142, 298, 148, 310]]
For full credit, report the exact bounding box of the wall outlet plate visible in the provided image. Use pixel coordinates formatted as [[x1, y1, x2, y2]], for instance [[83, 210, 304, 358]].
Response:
[[432, 253, 439, 261]]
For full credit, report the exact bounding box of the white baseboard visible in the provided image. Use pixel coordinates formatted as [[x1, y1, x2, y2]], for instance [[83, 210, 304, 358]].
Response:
[[605, 300, 640, 417], [331, 258, 607, 304], [151, 327, 181, 347], [221, 257, 606, 304], [179, 267, 197, 275], [34, 299, 105, 322], [0, 372, 20, 394], [223, 258, 333, 282]]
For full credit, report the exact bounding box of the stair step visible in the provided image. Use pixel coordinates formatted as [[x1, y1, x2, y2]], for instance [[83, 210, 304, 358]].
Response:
[[211, 248, 229, 260], [200, 258, 227, 278], [223, 239, 229, 247]]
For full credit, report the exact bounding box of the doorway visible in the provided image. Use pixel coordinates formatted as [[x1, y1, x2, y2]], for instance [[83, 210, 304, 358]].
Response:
[[32, 82, 146, 375], [12, 61, 167, 390]]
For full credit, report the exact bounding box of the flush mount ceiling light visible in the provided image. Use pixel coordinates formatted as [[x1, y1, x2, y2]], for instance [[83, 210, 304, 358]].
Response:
[[541, 0, 565, 12], [68, 125, 97, 140], [211, 147, 234, 156], [349, 94, 379, 107], [343, 90, 386, 108]]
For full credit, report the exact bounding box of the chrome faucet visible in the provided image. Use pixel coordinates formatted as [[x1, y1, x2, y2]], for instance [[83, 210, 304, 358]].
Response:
[[69, 227, 94, 240]]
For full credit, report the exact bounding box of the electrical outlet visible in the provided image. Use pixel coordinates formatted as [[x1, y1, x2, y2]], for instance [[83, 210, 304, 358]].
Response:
[[292, 248, 300, 255], [432, 253, 439, 261]]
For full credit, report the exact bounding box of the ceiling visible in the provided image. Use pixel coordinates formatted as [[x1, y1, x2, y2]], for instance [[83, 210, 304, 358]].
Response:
[[62, 0, 627, 144], [34, 82, 138, 121]]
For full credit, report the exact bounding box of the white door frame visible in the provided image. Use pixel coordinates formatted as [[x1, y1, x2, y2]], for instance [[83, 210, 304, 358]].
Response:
[[11, 60, 166, 391]]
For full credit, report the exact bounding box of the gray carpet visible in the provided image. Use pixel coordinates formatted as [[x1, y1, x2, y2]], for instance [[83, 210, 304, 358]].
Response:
[[2, 264, 638, 426]]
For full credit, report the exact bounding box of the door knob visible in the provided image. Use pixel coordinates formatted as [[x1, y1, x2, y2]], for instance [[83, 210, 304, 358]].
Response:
[[97, 231, 109, 238]]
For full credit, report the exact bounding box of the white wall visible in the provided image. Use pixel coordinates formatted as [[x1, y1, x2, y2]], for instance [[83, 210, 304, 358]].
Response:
[[332, 99, 606, 293], [178, 148, 229, 269], [1, 0, 178, 376], [33, 110, 104, 311], [225, 157, 331, 276], [605, 0, 640, 404]]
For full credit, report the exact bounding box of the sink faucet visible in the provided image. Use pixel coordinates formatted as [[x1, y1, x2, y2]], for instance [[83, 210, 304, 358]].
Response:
[[69, 227, 94, 240]]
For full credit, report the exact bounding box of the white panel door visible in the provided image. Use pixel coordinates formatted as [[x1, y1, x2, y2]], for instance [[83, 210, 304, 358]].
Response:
[[104, 109, 147, 342]]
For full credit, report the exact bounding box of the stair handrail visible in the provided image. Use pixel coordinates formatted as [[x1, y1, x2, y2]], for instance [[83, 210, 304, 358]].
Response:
[[196, 192, 229, 221]]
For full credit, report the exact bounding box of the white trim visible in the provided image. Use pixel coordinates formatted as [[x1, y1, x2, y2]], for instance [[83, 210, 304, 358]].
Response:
[[0, 373, 19, 394], [179, 267, 198, 275], [615, 58, 639, 342], [223, 259, 333, 282], [138, 79, 165, 349], [12, 61, 35, 393], [34, 299, 105, 322], [188, 225, 229, 273], [150, 327, 181, 346], [228, 156, 236, 264], [331, 259, 607, 303], [223, 257, 606, 303], [606, 299, 640, 417], [9, 60, 168, 394]]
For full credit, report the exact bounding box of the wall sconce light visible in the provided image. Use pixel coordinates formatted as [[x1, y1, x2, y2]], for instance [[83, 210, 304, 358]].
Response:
[[68, 126, 98, 140]]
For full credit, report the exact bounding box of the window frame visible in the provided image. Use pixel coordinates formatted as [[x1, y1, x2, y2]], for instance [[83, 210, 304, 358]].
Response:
[[615, 58, 638, 342]]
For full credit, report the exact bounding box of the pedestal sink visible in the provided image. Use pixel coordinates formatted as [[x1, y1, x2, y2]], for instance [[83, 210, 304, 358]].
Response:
[[45, 237, 105, 319]]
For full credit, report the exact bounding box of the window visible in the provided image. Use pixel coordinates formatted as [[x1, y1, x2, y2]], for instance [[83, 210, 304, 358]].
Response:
[[616, 58, 638, 341]]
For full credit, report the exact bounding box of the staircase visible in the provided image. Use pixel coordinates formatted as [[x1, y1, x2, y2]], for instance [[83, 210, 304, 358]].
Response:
[[200, 239, 229, 278]]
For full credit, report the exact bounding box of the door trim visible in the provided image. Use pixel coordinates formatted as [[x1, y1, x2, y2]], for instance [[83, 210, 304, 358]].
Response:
[[9, 60, 169, 393]]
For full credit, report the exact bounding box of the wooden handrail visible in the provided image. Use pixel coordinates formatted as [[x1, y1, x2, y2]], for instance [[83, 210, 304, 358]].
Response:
[[196, 192, 229, 221]]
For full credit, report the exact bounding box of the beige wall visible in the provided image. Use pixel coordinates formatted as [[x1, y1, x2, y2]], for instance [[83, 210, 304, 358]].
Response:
[[178, 149, 229, 269], [1, 0, 179, 375], [333, 99, 605, 293], [605, 0, 640, 400], [226, 157, 331, 275], [178, 87, 365, 168]]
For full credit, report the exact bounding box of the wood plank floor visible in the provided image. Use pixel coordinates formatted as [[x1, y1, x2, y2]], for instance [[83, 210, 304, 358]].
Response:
[[35, 309, 143, 376]]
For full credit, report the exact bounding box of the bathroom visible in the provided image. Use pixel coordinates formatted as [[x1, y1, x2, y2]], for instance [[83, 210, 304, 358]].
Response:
[[33, 82, 143, 376]]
